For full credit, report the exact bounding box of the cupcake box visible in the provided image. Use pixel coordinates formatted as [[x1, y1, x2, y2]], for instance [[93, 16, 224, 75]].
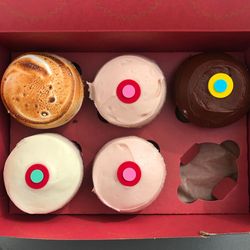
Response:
[[0, 0, 250, 240]]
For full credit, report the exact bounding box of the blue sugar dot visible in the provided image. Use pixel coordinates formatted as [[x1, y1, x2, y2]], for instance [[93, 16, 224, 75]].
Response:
[[214, 79, 227, 93], [30, 169, 44, 183]]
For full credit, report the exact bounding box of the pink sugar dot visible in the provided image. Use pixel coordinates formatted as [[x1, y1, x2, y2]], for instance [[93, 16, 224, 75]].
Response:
[[122, 84, 136, 98], [122, 167, 137, 182]]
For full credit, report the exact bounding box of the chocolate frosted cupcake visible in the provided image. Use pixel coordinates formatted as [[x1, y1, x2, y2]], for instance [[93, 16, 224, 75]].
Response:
[[175, 53, 250, 127], [1, 53, 84, 129]]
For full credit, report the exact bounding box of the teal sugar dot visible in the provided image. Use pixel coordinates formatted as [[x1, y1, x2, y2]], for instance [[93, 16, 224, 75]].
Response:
[[30, 169, 44, 183], [214, 79, 227, 93]]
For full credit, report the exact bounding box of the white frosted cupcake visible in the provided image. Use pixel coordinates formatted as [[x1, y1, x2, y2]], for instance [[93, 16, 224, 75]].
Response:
[[92, 136, 166, 213], [88, 55, 166, 128], [4, 133, 84, 214]]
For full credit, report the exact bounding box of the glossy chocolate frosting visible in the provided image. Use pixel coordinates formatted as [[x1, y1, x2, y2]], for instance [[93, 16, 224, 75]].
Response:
[[175, 53, 250, 127]]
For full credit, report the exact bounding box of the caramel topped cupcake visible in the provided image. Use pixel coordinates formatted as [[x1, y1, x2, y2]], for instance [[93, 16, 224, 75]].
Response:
[[1, 53, 84, 129]]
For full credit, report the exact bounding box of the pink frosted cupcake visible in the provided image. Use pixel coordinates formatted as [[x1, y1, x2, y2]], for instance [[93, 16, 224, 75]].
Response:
[[88, 55, 166, 128], [92, 136, 166, 213]]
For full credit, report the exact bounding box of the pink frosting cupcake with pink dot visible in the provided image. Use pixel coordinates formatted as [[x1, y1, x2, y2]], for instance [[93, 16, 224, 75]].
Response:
[[92, 136, 166, 213], [88, 55, 166, 128]]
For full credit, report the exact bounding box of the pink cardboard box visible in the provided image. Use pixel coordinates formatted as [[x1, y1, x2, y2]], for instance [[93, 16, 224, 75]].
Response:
[[0, 0, 250, 240]]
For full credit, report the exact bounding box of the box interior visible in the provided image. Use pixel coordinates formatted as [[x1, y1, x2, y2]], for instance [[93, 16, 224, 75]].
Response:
[[0, 32, 250, 239], [8, 51, 249, 215]]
